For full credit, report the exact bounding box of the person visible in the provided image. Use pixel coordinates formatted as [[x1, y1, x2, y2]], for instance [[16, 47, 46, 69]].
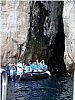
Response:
[[13, 63, 16, 80], [24, 63, 31, 73], [42, 64, 48, 71], [5, 63, 10, 78], [38, 62, 43, 72], [10, 64, 15, 81], [22, 63, 25, 73], [33, 62, 38, 72], [38, 60, 48, 72], [29, 62, 34, 72], [16, 62, 23, 79]]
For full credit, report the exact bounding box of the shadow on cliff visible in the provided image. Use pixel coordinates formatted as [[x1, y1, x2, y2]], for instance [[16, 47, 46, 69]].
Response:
[[21, 1, 68, 76]]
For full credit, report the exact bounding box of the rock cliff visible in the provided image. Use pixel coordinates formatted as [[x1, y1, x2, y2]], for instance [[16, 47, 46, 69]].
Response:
[[63, 1, 75, 75], [26, 1, 67, 75], [1, 1, 30, 64], [1, 1, 67, 75]]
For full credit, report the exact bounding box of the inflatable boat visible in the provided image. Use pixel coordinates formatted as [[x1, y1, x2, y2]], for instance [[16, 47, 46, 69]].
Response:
[[20, 71, 51, 81], [5, 60, 51, 81]]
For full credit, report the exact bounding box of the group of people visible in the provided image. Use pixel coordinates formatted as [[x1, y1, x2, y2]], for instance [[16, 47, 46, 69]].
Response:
[[5, 60, 48, 81]]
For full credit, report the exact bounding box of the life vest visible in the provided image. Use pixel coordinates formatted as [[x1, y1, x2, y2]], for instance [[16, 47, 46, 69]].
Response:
[[25, 65, 31, 73], [42, 65, 48, 71]]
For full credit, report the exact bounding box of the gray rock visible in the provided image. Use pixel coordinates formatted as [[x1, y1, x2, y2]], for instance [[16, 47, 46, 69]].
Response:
[[1, 1, 67, 75]]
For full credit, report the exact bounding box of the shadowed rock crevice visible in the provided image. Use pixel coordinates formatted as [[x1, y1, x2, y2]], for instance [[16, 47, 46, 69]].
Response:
[[24, 1, 67, 75]]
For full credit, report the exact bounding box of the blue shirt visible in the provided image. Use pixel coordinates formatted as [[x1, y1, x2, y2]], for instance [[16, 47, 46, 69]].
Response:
[[42, 65, 48, 71], [25, 66, 31, 72]]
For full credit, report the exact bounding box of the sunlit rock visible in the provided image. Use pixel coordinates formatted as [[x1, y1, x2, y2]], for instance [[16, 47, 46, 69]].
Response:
[[1, 1, 30, 65], [1, 1, 67, 75], [63, 1, 75, 75]]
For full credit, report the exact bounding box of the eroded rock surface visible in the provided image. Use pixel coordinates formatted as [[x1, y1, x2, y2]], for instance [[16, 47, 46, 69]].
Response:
[[1, 1, 30, 64], [1, 1, 67, 75], [26, 1, 66, 75], [63, 1, 75, 75]]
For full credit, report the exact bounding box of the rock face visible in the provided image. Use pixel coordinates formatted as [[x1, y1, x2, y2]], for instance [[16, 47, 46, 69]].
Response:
[[1, 1, 67, 75], [63, 1, 75, 75], [1, 1, 30, 64], [25, 1, 67, 75]]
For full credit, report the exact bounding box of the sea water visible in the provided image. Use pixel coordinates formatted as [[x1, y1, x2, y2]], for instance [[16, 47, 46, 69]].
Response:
[[7, 76, 73, 100]]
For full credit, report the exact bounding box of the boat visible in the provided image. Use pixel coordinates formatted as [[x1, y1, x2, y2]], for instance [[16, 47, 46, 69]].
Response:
[[20, 71, 51, 81], [5, 60, 51, 81]]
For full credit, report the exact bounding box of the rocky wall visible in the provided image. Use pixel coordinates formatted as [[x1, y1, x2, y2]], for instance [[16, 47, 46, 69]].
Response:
[[63, 1, 75, 75], [0, 1, 67, 75], [0, 1, 30, 65], [24, 1, 67, 75]]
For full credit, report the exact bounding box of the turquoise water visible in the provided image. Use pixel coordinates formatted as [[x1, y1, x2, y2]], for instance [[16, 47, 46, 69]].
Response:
[[7, 76, 73, 100]]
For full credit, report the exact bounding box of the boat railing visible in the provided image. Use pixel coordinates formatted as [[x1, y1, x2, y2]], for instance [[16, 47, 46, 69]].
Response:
[[0, 68, 8, 100]]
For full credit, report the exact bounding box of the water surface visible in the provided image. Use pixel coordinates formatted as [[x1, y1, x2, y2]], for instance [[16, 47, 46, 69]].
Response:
[[7, 76, 73, 100]]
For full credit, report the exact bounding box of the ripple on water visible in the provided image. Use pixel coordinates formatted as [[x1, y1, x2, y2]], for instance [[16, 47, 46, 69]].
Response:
[[7, 77, 73, 100]]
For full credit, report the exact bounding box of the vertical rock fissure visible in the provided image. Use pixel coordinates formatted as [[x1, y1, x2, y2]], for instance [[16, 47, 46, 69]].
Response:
[[25, 1, 67, 75]]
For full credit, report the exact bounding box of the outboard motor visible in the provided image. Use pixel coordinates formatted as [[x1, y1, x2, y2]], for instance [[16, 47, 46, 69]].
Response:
[[0, 68, 8, 100]]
